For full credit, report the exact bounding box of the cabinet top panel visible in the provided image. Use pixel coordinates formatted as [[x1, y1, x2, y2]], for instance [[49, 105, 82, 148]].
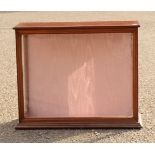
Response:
[[13, 21, 140, 30]]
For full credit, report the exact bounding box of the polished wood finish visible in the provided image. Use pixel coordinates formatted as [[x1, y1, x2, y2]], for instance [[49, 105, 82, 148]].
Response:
[[15, 31, 24, 122], [14, 21, 141, 129], [13, 21, 140, 29]]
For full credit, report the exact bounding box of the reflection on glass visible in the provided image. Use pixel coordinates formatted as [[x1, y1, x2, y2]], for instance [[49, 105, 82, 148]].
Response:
[[22, 33, 133, 118]]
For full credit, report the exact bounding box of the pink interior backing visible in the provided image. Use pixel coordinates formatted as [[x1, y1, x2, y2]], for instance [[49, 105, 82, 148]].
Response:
[[22, 33, 133, 118]]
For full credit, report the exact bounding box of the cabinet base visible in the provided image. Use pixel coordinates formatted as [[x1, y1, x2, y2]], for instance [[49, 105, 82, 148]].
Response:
[[15, 120, 142, 130]]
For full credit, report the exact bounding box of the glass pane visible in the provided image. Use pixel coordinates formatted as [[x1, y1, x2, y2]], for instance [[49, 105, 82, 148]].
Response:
[[22, 33, 133, 118]]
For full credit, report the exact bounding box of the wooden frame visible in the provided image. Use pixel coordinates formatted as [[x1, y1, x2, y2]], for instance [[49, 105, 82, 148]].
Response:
[[13, 21, 142, 129]]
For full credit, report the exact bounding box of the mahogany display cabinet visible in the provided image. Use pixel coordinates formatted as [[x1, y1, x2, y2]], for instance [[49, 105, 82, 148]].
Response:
[[13, 21, 142, 129]]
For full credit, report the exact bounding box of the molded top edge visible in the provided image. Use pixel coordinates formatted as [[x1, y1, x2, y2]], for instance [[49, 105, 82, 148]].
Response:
[[13, 21, 140, 30]]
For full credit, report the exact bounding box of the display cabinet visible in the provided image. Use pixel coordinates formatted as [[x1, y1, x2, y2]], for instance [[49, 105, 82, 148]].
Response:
[[14, 21, 142, 129]]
